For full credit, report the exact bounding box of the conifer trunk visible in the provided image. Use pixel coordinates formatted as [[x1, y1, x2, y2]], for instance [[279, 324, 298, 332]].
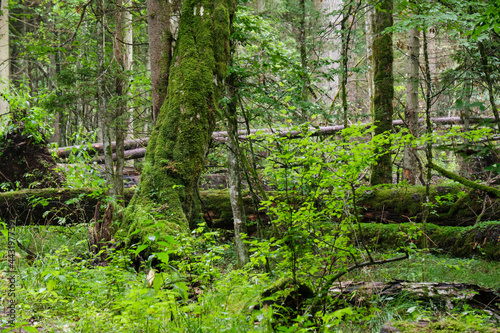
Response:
[[122, 0, 236, 247]]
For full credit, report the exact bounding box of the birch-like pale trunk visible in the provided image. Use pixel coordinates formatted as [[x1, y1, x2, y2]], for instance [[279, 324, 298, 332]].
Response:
[[0, 0, 9, 133], [365, 5, 374, 116], [124, 2, 134, 141], [403, 27, 420, 185]]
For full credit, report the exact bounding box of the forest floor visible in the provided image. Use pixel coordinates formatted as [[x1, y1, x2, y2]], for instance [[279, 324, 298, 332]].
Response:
[[0, 223, 499, 332]]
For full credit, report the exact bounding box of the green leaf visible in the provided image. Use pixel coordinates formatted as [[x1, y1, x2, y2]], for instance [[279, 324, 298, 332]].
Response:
[[134, 244, 149, 256], [47, 280, 57, 292], [156, 252, 170, 265]]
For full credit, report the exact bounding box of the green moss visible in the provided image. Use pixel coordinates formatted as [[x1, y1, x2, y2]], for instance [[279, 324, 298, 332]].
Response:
[[370, 0, 394, 185], [120, 0, 235, 252], [360, 221, 500, 260]]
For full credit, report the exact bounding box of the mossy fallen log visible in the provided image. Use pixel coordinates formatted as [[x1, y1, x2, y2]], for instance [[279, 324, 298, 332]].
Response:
[[201, 186, 500, 227], [359, 221, 500, 260], [0, 188, 134, 226], [358, 184, 500, 226]]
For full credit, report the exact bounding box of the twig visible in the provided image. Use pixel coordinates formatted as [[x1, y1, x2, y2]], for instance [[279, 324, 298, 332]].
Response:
[[59, 0, 94, 47]]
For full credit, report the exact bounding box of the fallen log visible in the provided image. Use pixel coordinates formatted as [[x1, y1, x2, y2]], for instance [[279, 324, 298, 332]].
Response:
[[1, 185, 497, 228], [360, 221, 500, 260], [55, 117, 497, 160], [55, 138, 149, 159], [0, 188, 134, 226], [91, 148, 147, 163], [330, 280, 500, 312], [2, 187, 499, 259]]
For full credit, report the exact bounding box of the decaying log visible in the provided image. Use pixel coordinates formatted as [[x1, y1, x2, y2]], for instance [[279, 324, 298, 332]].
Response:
[[330, 280, 500, 312], [91, 148, 147, 163], [360, 221, 500, 260], [1, 187, 499, 259], [55, 138, 149, 158], [0, 188, 134, 226]]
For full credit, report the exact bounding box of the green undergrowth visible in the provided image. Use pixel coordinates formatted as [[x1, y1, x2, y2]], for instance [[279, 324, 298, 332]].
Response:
[[1, 221, 499, 332]]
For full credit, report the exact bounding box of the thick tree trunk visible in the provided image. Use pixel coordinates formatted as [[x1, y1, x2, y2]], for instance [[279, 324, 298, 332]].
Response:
[[121, 0, 236, 249], [370, 0, 394, 185], [403, 27, 420, 185], [147, 0, 174, 124]]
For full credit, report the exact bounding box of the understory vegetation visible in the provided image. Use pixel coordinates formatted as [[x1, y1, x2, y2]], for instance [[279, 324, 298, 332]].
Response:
[[1, 124, 500, 332]]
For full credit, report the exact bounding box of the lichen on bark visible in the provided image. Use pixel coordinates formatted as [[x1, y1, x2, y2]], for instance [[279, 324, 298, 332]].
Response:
[[120, 0, 235, 249]]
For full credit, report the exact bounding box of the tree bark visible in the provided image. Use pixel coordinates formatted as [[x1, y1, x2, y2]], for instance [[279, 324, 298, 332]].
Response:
[[226, 70, 249, 267], [121, 0, 236, 249], [0, 0, 9, 133], [147, 0, 174, 124], [365, 5, 374, 117], [113, 0, 127, 200], [370, 0, 394, 185], [403, 27, 420, 185]]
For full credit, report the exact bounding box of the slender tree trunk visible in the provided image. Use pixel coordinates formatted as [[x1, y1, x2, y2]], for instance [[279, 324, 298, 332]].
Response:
[[422, 28, 433, 251], [370, 0, 394, 185], [403, 27, 420, 185], [0, 0, 9, 133], [122, 0, 236, 249], [147, 0, 173, 124], [340, 2, 353, 128], [96, 0, 116, 196], [113, 0, 126, 200], [459, 54, 472, 177], [298, 0, 309, 122], [226, 72, 249, 267], [124, 2, 134, 141], [312, 0, 342, 109], [365, 5, 374, 117]]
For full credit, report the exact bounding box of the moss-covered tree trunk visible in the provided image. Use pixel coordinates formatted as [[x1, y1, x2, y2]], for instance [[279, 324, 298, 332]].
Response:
[[370, 0, 394, 185], [121, 0, 235, 247]]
